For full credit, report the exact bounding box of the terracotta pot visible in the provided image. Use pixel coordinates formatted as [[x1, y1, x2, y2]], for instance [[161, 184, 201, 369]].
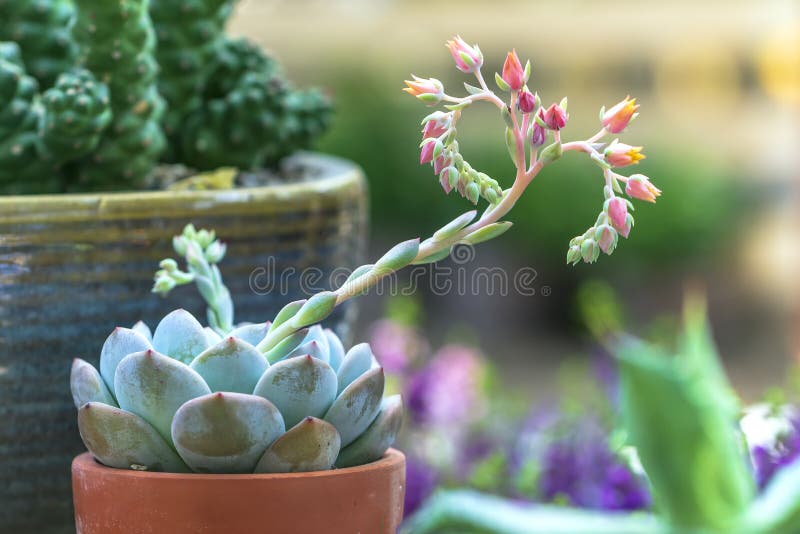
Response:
[[72, 449, 405, 534], [0, 152, 367, 533]]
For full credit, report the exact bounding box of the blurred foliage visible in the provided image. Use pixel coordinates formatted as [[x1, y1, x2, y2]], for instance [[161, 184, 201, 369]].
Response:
[[319, 66, 745, 269]]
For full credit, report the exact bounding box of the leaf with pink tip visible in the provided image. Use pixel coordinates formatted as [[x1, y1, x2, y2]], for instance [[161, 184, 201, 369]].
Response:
[[285, 340, 328, 364], [227, 322, 270, 347], [189, 337, 268, 394], [99, 327, 152, 396], [171, 392, 285, 474], [254, 417, 341, 473], [78, 402, 189, 472], [253, 355, 337, 428], [114, 350, 211, 446], [324, 367, 385, 447], [71, 358, 117, 408], [151, 309, 210, 364], [336, 395, 403, 468]]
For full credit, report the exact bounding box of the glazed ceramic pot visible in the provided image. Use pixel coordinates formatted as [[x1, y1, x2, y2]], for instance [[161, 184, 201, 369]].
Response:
[[72, 450, 405, 534], [0, 153, 367, 533]]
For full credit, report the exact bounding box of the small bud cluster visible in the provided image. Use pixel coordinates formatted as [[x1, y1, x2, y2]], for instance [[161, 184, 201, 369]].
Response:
[[153, 224, 233, 333], [402, 36, 660, 266], [419, 111, 503, 205], [567, 186, 635, 265]]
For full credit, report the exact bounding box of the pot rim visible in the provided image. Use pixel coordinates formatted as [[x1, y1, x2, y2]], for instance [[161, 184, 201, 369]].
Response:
[[72, 449, 405, 481], [0, 151, 363, 207]]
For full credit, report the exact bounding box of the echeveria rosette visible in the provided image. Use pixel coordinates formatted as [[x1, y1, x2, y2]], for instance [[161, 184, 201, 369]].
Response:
[[404, 36, 661, 266], [71, 310, 403, 474]]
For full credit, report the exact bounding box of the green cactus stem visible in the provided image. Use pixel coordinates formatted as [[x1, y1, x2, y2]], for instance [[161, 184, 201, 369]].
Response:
[[0, 0, 76, 89], [148, 0, 233, 148], [171, 37, 332, 170], [70, 0, 166, 188], [0, 43, 112, 193], [41, 69, 112, 162]]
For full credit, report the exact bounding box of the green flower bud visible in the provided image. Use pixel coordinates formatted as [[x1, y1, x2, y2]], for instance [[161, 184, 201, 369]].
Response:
[[538, 141, 563, 164], [466, 182, 480, 204], [159, 258, 178, 273], [566, 245, 582, 265], [581, 238, 600, 263]]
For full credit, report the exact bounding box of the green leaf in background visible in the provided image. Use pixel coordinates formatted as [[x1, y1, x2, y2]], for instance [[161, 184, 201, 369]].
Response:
[[615, 297, 754, 532], [401, 490, 666, 534]]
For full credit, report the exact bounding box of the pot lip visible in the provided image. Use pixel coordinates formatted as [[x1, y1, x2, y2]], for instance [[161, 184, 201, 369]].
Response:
[[0, 151, 363, 204], [72, 449, 405, 481]]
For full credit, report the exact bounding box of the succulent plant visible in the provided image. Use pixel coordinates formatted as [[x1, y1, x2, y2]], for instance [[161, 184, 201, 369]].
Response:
[[72, 316, 403, 474], [1, 0, 331, 193], [71, 225, 402, 474]]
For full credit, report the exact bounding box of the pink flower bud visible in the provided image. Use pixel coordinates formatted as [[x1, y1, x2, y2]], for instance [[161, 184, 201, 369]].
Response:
[[403, 75, 445, 106], [595, 224, 617, 254], [445, 36, 483, 73], [606, 197, 628, 233], [518, 90, 536, 113], [433, 155, 451, 175], [439, 170, 453, 194], [531, 122, 546, 147], [542, 103, 568, 130], [605, 141, 645, 167], [502, 50, 525, 91], [420, 141, 435, 165], [422, 120, 448, 140], [602, 96, 639, 134], [625, 174, 661, 203]]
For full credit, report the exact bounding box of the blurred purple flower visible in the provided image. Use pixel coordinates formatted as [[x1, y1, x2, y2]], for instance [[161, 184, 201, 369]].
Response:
[[750, 414, 800, 490], [369, 319, 422, 375], [532, 417, 650, 511], [405, 345, 486, 427], [404, 456, 439, 517]]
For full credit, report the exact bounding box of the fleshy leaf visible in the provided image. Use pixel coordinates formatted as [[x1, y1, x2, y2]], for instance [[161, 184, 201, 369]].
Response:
[[171, 392, 285, 474], [189, 337, 268, 394], [78, 402, 189, 473], [99, 327, 152, 396], [204, 327, 222, 345], [616, 331, 753, 531], [114, 350, 211, 446], [253, 355, 337, 429], [336, 395, 403, 468], [227, 322, 270, 347], [324, 329, 345, 372], [131, 321, 152, 341], [324, 367, 385, 447], [254, 417, 340, 473], [336, 343, 375, 395], [286, 340, 328, 364], [262, 328, 309, 364], [71, 358, 117, 408], [151, 309, 210, 364]]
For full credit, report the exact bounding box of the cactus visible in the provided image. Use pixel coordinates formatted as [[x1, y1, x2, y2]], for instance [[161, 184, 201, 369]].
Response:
[[0, 0, 164, 191], [148, 1, 332, 168], [71, 226, 402, 474], [0, 0, 330, 193], [0, 44, 111, 192], [0, 0, 76, 89]]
